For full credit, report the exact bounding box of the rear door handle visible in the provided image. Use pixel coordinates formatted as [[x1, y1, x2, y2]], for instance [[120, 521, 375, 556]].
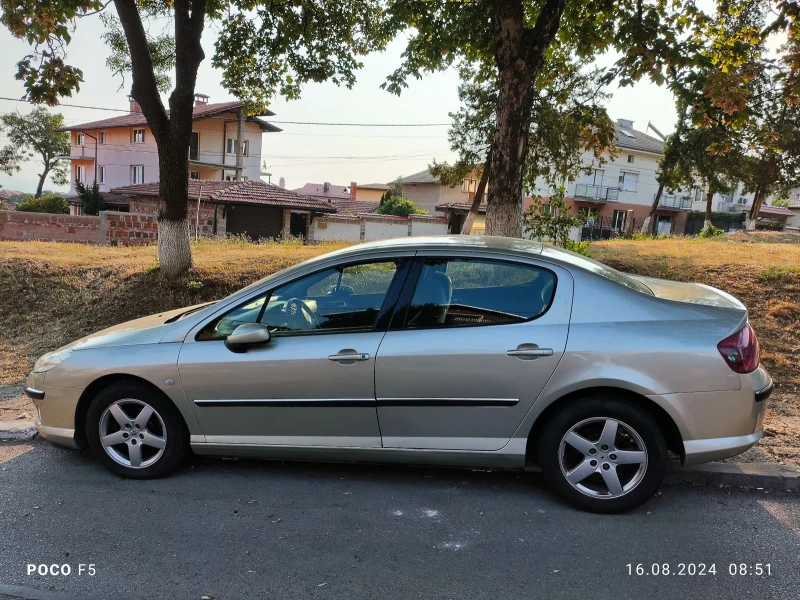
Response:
[[328, 351, 370, 362], [506, 345, 553, 360]]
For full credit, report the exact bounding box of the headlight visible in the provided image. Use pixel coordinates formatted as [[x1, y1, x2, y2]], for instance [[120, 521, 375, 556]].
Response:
[[33, 349, 73, 373]]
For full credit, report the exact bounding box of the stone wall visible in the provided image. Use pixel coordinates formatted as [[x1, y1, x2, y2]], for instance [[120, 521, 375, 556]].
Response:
[[99, 211, 158, 246], [0, 211, 101, 243]]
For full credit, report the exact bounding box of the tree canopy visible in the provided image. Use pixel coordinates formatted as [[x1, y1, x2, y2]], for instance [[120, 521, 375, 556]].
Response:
[[0, 107, 70, 198], [1, 0, 393, 277]]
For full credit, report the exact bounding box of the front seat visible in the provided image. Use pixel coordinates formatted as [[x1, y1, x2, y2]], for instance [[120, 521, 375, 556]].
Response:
[[408, 277, 449, 326]]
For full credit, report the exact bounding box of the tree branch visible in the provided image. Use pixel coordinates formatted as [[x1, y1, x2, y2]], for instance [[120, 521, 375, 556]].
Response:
[[113, 0, 169, 140], [523, 0, 568, 75]]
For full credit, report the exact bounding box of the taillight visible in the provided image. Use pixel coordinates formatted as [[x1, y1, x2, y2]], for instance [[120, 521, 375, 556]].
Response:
[[717, 323, 760, 373]]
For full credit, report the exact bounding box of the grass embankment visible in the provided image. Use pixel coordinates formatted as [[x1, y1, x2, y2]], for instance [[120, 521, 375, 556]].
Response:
[[1, 234, 798, 464]]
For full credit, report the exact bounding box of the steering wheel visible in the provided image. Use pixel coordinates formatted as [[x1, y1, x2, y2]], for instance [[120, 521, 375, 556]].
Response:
[[286, 298, 321, 330]]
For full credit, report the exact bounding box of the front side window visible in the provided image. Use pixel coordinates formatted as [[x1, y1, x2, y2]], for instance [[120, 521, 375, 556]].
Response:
[[405, 258, 556, 329], [198, 260, 401, 341]]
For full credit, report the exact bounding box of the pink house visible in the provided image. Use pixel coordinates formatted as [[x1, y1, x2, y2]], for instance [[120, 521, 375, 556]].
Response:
[[62, 94, 280, 213]]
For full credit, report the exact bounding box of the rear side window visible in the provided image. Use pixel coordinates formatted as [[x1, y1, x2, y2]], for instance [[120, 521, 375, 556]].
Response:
[[406, 258, 556, 328]]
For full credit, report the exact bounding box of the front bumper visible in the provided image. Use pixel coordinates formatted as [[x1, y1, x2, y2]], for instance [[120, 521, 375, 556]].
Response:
[[26, 371, 82, 450], [34, 417, 80, 449]]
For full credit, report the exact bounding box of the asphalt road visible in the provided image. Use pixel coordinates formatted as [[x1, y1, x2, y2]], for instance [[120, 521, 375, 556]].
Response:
[[1, 440, 798, 600]]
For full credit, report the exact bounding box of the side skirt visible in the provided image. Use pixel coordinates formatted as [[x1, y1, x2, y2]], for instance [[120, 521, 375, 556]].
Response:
[[190, 439, 528, 470]]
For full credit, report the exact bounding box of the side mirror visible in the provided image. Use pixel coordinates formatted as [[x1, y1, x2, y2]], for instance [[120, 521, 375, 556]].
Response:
[[224, 322, 271, 353]]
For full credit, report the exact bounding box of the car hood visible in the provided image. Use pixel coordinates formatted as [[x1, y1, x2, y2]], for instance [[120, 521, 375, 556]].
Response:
[[631, 276, 747, 311], [62, 304, 211, 351]]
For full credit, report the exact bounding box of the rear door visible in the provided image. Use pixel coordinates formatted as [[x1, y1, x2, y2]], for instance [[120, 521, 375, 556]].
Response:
[[374, 254, 573, 451]]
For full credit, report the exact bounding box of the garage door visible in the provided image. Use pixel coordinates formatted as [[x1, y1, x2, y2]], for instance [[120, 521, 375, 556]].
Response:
[[225, 205, 283, 240]]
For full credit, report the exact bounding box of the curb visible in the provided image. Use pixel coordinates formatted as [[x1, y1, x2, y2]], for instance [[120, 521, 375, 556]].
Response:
[[666, 461, 800, 491], [0, 420, 37, 442]]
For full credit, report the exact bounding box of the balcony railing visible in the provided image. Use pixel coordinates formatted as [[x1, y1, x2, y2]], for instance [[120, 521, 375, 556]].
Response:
[[657, 194, 691, 210], [716, 202, 747, 213], [574, 184, 619, 203]]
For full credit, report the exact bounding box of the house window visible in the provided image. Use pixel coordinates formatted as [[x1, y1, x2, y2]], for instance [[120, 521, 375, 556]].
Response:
[[132, 128, 145, 143], [242, 139, 249, 157], [77, 133, 85, 146], [131, 165, 144, 184], [618, 171, 638, 192], [226, 138, 239, 155], [461, 179, 478, 193], [75, 165, 86, 184], [99, 131, 106, 145], [189, 131, 199, 160], [612, 209, 627, 232], [627, 154, 634, 163], [190, 171, 200, 180], [99, 166, 106, 183]]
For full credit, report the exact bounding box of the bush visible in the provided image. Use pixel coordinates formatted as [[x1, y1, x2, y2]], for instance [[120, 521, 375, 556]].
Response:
[[75, 181, 105, 215], [377, 178, 427, 216], [187, 280, 203, 295], [699, 224, 725, 238], [564, 239, 592, 257], [16, 193, 69, 214], [523, 188, 582, 248]]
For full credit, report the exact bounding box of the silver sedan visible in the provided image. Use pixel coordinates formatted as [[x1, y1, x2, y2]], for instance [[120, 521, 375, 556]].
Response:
[[25, 236, 772, 513]]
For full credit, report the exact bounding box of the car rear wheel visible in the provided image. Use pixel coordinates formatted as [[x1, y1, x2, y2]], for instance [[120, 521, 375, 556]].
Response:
[[85, 381, 189, 479], [538, 395, 668, 513]]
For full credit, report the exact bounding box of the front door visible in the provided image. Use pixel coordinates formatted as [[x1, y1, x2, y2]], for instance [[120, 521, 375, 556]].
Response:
[[374, 256, 572, 451], [656, 215, 672, 235], [179, 258, 408, 447]]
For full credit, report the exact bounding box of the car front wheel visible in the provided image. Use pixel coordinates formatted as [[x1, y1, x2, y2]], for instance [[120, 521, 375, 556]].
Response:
[[538, 395, 668, 513], [85, 380, 189, 479]]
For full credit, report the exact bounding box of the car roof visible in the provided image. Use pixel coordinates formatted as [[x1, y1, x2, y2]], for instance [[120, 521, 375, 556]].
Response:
[[324, 235, 545, 259]]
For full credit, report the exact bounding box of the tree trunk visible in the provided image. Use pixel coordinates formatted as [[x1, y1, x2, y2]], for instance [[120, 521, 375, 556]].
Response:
[[35, 165, 49, 198], [747, 180, 766, 231], [461, 152, 491, 235], [485, 0, 566, 237], [158, 219, 192, 279], [114, 0, 206, 278], [157, 141, 193, 277], [704, 191, 714, 231], [642, 182, 665, 234]]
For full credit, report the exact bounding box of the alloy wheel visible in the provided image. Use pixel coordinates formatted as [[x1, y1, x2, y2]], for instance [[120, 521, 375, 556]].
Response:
[[98, 399, 167, 469], [558, 417, 648, 499]]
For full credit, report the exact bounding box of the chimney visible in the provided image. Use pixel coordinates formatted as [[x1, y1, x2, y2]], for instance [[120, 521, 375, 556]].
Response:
[[194, 93, 210, 107], [350, 182, 357, 201], [617, 118, 634, 130], [323, 181, 330, 193], [278, 177, 285, 188], [128, 95, 142, 114]]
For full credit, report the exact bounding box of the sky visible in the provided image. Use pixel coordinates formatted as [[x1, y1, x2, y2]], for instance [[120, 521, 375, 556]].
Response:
[[0, 9, 682, 195]]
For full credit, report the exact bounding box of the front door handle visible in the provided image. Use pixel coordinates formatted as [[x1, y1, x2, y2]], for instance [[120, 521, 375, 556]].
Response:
[[507, 344, 553, 360], [328, 350, 370, 362]]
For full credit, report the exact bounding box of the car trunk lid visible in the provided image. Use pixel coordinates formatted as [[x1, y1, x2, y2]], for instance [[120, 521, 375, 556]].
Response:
[[630, 275, 747, 312]]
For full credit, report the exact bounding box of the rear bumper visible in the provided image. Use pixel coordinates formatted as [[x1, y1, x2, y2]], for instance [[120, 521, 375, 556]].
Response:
[[683, 431, 763, 466]]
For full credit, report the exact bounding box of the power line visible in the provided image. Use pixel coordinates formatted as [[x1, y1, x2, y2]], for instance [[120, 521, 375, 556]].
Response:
[[0, 96, 450, 127]]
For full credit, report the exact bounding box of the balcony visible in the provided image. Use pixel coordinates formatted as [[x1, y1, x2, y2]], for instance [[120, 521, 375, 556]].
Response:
[[657, 194, 691, 210], [574, 184, 619, 203], [717, 202, 747, 213]]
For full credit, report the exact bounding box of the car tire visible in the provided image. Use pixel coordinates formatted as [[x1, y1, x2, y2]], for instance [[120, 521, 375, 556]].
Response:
[[85, 380, 190, 479], [538, 394, 668, 514]]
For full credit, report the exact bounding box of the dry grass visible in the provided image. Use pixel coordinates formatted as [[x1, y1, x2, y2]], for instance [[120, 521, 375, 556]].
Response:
[[2, 234, 799, 465], [0, 239, 348, 379]]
